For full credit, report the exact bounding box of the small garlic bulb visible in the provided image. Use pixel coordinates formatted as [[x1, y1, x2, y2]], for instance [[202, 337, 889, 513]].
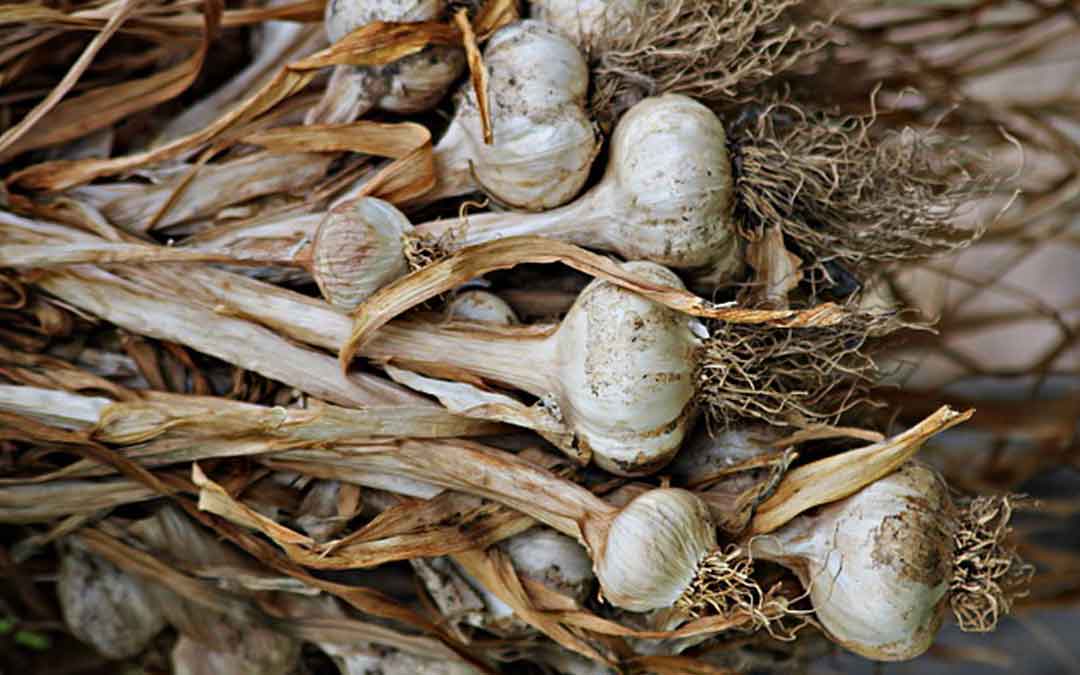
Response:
[[423, 20, 598, 210], [447, 289, 519, 324], [502, 527, 594, 603], [417, 94, 741, 283], [58, 545, 167, 659], [531, 0, 641, 48], [750, 462, 956, 661], [312, 197, 412, 310], [597, 488, 717, 612], [310, 0, 465, 123]]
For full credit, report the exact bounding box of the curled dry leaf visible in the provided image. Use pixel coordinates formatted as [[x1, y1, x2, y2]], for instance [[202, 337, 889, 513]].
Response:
[[748, 405, 975, 535], [339, 236, 846, 365]]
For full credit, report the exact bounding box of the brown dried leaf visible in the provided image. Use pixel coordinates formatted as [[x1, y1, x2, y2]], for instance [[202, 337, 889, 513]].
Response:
[[340, 236, 846, 366], [743, 225, 802, 310], [454, 9, 492, 145], [288, 21, 460, 71]]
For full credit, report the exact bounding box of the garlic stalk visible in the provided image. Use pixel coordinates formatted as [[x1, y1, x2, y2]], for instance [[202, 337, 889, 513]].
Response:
[[417, 94, 741, 283], [748, 461, 1031, 661], [417, 20, 599, 210], [307, 0, 465, 124], [362, 260, 703, 475]]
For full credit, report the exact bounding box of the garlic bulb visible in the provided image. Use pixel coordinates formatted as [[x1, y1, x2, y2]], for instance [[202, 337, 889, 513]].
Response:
[[447, 289, 519, 324], [172, 631, 300, 675], [596, 488, 716, 612], [420, 20, 599, 210], [308, 0, 465, 124], [417, 94, 741, 283], [58, 545, 167, 659], [502, 526, 594, 603], [749, 462, 961, 661], [531, 0, 641, 48], [312, 197, 412, 310], [364, 260, 703, 475]]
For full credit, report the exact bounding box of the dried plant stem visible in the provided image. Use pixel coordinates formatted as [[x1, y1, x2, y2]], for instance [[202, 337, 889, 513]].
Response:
[[35, 267, 419, 407]]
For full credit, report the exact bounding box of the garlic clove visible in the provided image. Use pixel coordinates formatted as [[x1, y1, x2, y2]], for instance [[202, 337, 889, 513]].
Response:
[[596, 488, 717, 612], [447, 290, 519, 324], [58, 544, 167, 659], [556, 261, 702, 475], [324, 0, 445, 44], [751, 461, 956, 661], [312, 197, 412, 310]]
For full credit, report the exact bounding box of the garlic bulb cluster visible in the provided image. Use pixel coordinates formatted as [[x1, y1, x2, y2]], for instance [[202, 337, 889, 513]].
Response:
[[417, 94, 741, 283], [530, 0, 641, 48], [750, 461, 956, 661], [312, 197, 413, 310], [596, 488, 717, 612], [308, 0, 465, 124], [421, 20, 599, 210], [366, 261, 703, 475]]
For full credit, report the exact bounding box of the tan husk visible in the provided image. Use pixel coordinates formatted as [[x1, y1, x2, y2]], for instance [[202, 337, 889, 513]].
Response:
[[590, 0, 827, 128]]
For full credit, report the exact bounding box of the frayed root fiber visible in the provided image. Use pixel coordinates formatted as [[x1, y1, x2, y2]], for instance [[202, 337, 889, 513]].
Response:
[[950, 495, 1034, 632], [697, 311, 894, 428], [590, 0, 827, 127], [732, 101, 988, 281]]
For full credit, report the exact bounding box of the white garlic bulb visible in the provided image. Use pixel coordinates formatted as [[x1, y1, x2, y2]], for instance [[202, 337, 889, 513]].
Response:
[[309, 0, 465, 124], [417, 94, 741, 283], [447, 289, 519, 324], [502, 526, 594, 603], [597, 488, 717, 612], [58, 545, 167, 659], [750, 462, 956, 661], [531, 0, 641, 48], [312, 197, 412, 310], [419, 20, 598, 210], [365, 260, 703, 475]]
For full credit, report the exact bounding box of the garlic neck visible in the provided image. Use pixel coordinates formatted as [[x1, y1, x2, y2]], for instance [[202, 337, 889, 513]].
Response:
[[361, 322, 558, 397], [415, 179, 616, 248], [416, 119, 477, 205]]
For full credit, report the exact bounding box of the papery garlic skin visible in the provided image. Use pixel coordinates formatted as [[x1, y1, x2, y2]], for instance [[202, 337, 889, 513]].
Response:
[[312, 197, 412, 310], [531, 0, 641, 47], [419, 94, 741, 283], [428, 20, 598, 210], [597, 488, 716, 612], [751, 462, 956, 661], [448, 290, 519, 324], [556, 261, 702, 475], [313, 0, 465, 123]]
